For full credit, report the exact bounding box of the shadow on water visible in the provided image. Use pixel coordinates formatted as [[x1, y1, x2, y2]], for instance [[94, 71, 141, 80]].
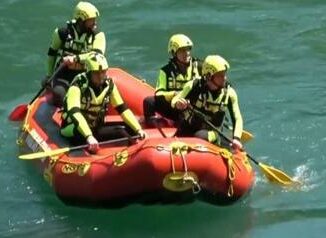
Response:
[[7, 120, 325, 238], [6, 156, 325, 238], [59, 188, 250, 209]]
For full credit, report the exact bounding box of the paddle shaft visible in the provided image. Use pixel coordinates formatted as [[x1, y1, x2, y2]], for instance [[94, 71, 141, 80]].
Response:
[[192, 108, 258, 161], [29, 64, 65, 104], [193, 109, 299, 185], [19, 135, 141, 160], [68, 135, 141, 153], [8, 64, 66, 121], [191, 108, 234, 143], [223, 124, 253, 140]]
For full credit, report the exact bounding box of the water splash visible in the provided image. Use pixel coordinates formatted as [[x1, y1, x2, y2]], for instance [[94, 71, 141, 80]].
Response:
[[291, 164, 321, 192]]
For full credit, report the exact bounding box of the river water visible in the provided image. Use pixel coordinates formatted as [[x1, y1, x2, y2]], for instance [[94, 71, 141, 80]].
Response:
[[1, 0, 325, 237]]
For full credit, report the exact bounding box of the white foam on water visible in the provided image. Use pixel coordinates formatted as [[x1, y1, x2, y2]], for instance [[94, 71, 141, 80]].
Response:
[[290, 164, 321, 192]]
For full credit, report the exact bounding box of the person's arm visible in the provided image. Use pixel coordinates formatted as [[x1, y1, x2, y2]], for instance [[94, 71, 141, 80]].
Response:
[[227, 87, 243, 140], [47, 28, 62, 76], [171, 80, 194, 109], [92, 31, 106, 54], [76, 31, 106, 62], [65, 86, 93, 138], [110, 85, 142, 133], [155, 70, 176, 102]]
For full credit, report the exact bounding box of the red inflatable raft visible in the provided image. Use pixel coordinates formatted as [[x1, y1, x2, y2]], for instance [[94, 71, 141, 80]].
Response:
[[17, 68, 255, 205]]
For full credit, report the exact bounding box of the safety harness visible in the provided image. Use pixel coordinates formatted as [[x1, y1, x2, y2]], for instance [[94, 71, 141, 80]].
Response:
[[61, 73, 114, 129], [48, 21, 97, 69], [156, 57, 200, 93]]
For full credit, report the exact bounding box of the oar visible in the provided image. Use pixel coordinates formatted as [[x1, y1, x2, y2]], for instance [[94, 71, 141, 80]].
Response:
[[223, 124, 254, 143], [19, 135, 141, 160], [192, 108, 298, 186], [9, 64, 65, 121], [240, 130, 254, 143], [223, 116, 254, 143]]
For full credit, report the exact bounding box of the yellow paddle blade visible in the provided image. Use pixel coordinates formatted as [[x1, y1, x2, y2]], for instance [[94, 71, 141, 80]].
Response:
[[259, 163, 300, 186], [19, 147, 70, 160], [241, 130, 254, 143]]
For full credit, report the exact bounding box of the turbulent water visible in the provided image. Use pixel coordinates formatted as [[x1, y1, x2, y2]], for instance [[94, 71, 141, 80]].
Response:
[[1, 0, 326, 237]]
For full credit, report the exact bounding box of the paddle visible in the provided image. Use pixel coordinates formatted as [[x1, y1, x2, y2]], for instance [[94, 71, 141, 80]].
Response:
[[223, 124, 254, 143], [240, 129, 254, 143], [223, 116, 254, 143], [191, 108, 298, 186], [19, 135, 141, 160], [9, 64, 65, 121]]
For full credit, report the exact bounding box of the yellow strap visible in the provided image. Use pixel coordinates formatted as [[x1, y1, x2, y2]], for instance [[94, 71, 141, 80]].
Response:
[[164, 142, 201, 193], [155, 143, 237, 188], [43, 158, 58, 186], [219, 148, 235, 197]]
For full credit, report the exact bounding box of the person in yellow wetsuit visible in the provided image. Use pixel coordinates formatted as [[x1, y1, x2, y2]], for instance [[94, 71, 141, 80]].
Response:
[[60, 53, 146, 153], [171, 55, 243, 150], [143, 34, 201, 126], [45, 1, 106, 106]]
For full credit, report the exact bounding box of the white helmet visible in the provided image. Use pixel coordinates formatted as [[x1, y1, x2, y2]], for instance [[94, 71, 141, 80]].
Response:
[[73, 1, 99, 21], [202, 55, 230, 77], [168, 34, 193, 55], [85, 53, 108, 72]]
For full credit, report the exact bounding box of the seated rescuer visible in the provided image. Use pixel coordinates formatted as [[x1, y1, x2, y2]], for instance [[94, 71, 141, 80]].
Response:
[[171, 55, 243, 151], [60, 53, 147, 153], [46, 1, 106, 106], [143, 34, 201, 125]]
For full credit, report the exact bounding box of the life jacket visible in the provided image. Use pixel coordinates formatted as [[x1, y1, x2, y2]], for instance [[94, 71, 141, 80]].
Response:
[[54, 21, 97, 69], [161, 57, 201, 92], [184, 79, 231, 129], [62, 73, 114, 129]]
